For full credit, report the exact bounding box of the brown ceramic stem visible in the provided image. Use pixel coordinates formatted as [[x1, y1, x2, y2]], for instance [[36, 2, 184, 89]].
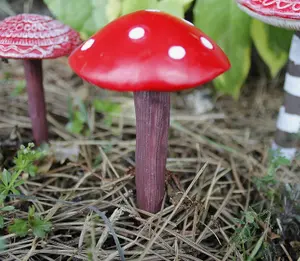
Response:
[[23, 59, 48, 145], [134, 91, 170, 213]]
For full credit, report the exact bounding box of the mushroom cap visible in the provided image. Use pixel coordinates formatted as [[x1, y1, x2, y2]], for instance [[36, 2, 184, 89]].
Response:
[[237, 0, 300, 29], [0, 14, 81, 59], [68, 10, 230, 92]]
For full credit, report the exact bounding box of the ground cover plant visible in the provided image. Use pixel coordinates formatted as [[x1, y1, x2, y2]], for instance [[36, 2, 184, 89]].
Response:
[[0, 0, 300, 260]]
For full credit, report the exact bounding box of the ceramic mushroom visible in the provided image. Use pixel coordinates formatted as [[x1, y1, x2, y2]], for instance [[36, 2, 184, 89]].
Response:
[[236, 0, 300, 160], [68, 10, 230, 213], [0, 14, 81, 145]]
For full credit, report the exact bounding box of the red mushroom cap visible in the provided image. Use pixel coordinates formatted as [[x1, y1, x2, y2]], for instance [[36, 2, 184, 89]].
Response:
[[68, 10, 230, 92], [237, 0, 300, 29], [0, 14, 81, 59]]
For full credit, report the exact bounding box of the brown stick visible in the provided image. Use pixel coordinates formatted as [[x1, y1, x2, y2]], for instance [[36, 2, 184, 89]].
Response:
[[23, 59, 48, 145], [134, 91, 170, 213]]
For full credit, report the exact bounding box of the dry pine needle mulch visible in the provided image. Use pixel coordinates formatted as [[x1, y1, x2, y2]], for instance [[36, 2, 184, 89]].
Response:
[[0, 58, 300, 260]]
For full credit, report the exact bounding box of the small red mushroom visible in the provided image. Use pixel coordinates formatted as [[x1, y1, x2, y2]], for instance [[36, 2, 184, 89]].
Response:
[[0, 14, 81, 145], [69, 10, 230, 213]]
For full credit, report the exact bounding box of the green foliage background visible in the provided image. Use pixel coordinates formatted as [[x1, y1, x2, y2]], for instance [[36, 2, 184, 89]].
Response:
[[43, 0, 294, 98]]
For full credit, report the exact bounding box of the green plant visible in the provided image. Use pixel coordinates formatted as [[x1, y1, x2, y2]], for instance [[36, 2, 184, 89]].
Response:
[[13, 143, 46, 176], [43, 0, 122, 40], [253, 149, 291, 196], [8, 206, 52, 238], [230, 149, 294, 259], [44, 0, 292, 98], [0, 169, 24, 197], [43, 0, 193, 38], [0, 237, 5, 251], [0, 143, 46, 212], [232, 210, 259, 245], [0, 144, 48, 250], [66, 97, 91, 135], [232, 209, 271, 260], [0, 143, 46, 200], [66, 97, 122, 135], [10, 80, 26, 97], [193, 0, 292, 98], [93, 99, 121, 127]]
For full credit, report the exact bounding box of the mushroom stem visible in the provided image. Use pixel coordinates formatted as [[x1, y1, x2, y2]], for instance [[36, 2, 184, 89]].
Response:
[[273, 31, 300, 160], [23, 59, 48, 146], [134, 91, 170, 213]]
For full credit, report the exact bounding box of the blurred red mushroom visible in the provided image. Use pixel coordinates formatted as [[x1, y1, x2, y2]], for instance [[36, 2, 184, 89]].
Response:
[[0, 14, 81, 145], [68, 10, 230, 213]]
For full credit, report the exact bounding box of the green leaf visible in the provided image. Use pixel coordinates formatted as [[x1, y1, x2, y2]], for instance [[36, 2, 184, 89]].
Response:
[[0, 237, 5, 251], [0, 206, 15, 212], [10, 188, 20, 195], [28, 206, 52, 238], [14, 179, 25, 187], [0, 186, 8, 195], [121, 0, 157, 15], [1, 169, 11, 187], [91, 0, 110, 29], [8, 219, 28, 237], [0, 216, 4, 229], [93, 100, 121, 114], [244, 211, 256, 224], [11, 80, 26, 97], [78, 99, 89, 122], [157, 0, 185, 17], [28, 206, 35, 217], [121, 0, 187, 17], [14, 143, 46, 176], [44, 0, 109, 39], [106, 0, 122, 22], [104, 117, 113, 127], [233, 218, 245, 225], [251, 19, 292, 77], [193, 0, 252, 98], [0, 194, 5, 204], [11, 171, 21, 184], [66, 121, 84, 134], [31, 217, 52, 238], [27, 165, 38, 177], [44, 0, 91, 31], [181, 0, 194, 11]]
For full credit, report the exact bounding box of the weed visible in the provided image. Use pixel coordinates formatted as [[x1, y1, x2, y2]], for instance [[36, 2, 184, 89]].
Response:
[[10, 80, 26, 97], [66, 97, 91, 135], [66, 97, 121, 135], [0, 143, 49, 249], [8, 206, 51, 238], [0, 143, 46, 200], [231, 149, 293, 259], [253, 149, 291, 196], [0, 237, 5, 251], [93, 99, 121, 127]]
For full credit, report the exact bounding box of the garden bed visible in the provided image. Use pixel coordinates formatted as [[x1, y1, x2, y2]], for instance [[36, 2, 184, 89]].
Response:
[[0, 58, 299, 260]]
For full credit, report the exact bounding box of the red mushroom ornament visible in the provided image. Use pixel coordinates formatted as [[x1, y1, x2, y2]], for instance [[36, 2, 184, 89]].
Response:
[[69, 10, 230, 213], [0, 14, 81, 145], [236, 0, 300, 160]]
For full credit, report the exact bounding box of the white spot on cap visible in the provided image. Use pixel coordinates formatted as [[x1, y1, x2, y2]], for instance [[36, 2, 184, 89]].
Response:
[[182, 19, 194, 26], [81, 39, 95, 51], [200, 37, 213, 50], [168, 46, 186, 60], [129, 27, 145, 40]]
